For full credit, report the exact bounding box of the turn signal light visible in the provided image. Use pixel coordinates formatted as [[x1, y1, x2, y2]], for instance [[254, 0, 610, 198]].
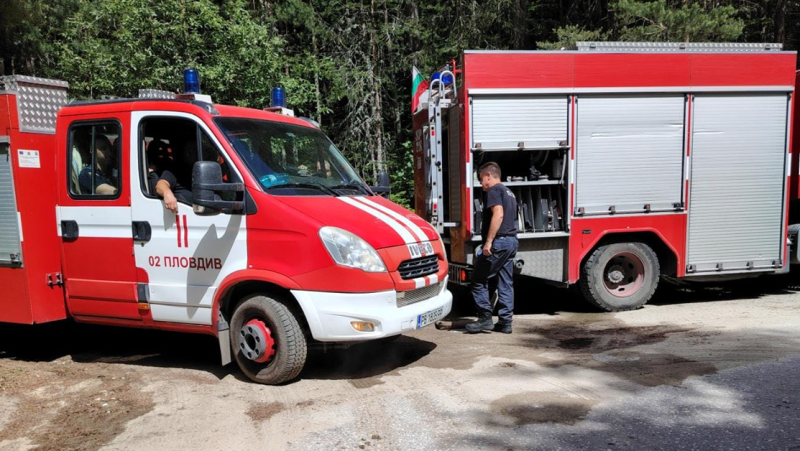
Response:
[[351, 321, 375, 332], [137, 303, 150, 311]]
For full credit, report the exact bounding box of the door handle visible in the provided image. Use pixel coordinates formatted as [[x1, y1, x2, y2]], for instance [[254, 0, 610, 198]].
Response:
[[132, 221, 152, 242], [61, 220, 79, 241]]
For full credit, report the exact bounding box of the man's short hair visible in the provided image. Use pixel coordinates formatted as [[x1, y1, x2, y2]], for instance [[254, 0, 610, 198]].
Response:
[[479, 162, 501, 180]]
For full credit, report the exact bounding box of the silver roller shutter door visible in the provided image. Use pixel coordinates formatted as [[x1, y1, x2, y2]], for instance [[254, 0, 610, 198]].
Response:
[[0, 144, 22, 265], [471, 96, 568, 149], [687, 94, 789, 273], [576, 95, 685, 215]]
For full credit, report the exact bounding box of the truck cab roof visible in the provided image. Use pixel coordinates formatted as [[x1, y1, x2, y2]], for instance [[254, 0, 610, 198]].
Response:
[[59, 98, 315, 129]]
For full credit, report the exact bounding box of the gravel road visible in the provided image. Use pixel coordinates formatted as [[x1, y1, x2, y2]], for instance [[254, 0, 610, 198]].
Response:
[[1, 275, 799, 451]]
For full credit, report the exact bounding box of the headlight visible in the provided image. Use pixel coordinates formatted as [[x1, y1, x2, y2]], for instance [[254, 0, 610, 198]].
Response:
[[319, 227, 387, 273]]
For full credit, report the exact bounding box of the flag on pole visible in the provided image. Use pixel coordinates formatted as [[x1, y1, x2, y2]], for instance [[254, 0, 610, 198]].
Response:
[[411, 66, 429, 113]]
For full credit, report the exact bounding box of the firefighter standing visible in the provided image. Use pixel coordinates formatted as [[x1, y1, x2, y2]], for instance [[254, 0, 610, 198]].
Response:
[[465, 162, 518, 334]]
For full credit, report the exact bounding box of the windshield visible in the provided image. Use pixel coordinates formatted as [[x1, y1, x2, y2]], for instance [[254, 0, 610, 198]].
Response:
[[214, 117, 369, 196]]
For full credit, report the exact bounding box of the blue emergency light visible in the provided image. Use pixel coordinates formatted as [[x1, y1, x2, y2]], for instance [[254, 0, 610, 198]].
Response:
[[271, 87, 287, 108], [431, 72, 453, 85], [183, 69, 201, 94]]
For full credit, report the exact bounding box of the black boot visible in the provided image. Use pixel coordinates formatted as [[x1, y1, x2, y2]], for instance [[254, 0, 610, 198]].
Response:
[[465, 312, 494, 333], [493, 322, 512, 334]]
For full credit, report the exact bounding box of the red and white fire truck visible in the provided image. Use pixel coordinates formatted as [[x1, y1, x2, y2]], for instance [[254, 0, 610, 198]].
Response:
[[414, 41, 799, 312], [0, 73, 452, 384]]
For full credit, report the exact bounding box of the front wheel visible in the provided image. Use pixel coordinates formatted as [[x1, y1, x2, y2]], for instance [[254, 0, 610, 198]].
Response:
[[578, 242, 660, 312], [230, 294, 308, 385]]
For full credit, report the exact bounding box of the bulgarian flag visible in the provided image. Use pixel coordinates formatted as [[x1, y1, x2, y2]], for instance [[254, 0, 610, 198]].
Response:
[[411, 66, 429, 113]]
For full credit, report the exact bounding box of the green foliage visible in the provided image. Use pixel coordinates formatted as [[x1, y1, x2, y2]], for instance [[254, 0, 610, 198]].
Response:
[[388, 141, 415, 210], [45, 0, 288, 107], [537, 26, 609, 50], [2, 0, 797, 210], [613, 0, 745, 42]]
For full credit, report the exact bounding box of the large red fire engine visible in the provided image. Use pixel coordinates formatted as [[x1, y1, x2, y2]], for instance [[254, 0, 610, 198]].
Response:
[[414, 42, 799, 311], [0, 72, 452, 384]]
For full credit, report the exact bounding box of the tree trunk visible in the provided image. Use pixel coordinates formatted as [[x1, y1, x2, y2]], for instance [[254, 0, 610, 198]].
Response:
[[369, 0, 385, 177], [774, 0, 786, 44]]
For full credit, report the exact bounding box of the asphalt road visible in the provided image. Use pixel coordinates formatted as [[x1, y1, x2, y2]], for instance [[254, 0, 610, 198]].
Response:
[[1, 274, 800, 451]]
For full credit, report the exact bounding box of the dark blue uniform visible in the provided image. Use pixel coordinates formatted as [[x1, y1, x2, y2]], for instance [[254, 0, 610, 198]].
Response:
[[473, 183, 519, 325]]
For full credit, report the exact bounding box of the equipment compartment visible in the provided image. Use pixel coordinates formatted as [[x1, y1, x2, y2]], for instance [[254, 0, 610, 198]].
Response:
[[471, 148, 569, 239]]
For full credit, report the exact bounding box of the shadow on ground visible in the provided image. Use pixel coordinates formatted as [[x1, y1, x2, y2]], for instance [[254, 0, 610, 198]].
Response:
[[450, 269, 800, 319], [3, 270, 800, 384], [0, 321, 435, 385]]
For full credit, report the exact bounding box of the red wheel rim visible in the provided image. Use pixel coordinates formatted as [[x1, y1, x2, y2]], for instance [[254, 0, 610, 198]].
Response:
[[603, 252, 645, 298], [241, 318, 276, 363]]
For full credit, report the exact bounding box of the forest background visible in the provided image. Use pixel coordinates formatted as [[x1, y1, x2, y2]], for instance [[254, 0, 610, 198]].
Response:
[[1, 0, 798, 207]]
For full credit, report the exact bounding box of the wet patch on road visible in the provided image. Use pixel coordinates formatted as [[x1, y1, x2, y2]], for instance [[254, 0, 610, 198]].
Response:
[[526, 319, 718, 386], [489, 392, 597, 425], [247, 401, 285, 422]]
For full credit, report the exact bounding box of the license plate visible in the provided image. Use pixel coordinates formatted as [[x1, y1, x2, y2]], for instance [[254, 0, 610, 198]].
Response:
[[417, 307, 444, 329], [408, 242, 434, 258]]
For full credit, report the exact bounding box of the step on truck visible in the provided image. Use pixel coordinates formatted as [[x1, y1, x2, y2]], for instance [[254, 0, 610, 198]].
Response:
[[0, 72, 452, 384], [414, 41, 799, 311]]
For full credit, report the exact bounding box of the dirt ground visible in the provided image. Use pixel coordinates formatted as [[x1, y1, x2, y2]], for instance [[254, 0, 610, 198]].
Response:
[[1, 274, 800, 451]]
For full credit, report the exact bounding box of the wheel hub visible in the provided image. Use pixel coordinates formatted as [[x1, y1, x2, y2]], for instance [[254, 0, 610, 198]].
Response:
[[607, 265, 626, 284], [240, 319, 276, 363], [602, 252, 646, 298]]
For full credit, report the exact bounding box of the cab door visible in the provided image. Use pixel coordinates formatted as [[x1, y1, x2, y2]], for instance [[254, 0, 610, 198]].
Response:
[[57, 115, 140, 321], [130, 111, 248, 326]]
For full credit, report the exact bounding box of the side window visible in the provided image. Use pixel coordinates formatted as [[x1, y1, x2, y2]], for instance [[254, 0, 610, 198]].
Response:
[[140, 117, 240, 206], [68, 122, 121, 198]]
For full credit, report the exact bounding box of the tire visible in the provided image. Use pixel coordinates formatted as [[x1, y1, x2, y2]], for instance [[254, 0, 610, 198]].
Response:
[[578, 242, 660, 312], [230, 294, 308, 385]]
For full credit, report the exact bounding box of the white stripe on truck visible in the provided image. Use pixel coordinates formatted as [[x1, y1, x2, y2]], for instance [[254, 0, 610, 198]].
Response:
[[338, 197, 416, 244], [355, 197, 429, 243]]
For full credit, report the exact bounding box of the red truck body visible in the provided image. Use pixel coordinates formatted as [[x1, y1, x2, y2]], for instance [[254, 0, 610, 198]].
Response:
[[0, 76, 452, 384], [414, 42, 798, 310]]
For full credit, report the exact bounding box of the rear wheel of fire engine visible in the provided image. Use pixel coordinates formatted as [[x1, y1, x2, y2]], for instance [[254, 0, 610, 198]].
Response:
[[579, 242, 659, 312], [230, 295, 307, 385]]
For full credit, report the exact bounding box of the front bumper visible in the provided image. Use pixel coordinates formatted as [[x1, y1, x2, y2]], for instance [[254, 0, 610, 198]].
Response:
[[291, 277, 453, 341]]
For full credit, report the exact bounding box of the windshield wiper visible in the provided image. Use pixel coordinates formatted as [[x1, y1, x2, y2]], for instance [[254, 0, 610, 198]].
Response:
[[329, 182, 371, 195], [265, 182, 339, 197]]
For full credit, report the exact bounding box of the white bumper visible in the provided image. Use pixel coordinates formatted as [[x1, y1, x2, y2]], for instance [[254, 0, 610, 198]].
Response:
[[291, 280, 453, 342]]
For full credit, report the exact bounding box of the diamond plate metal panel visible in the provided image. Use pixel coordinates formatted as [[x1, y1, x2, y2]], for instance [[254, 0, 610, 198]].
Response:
[[517, 237, 567, 282], [138, 89, 176, 100], [576, 41, 783, 52], [1, 76, 69, 134], [0, 144, 22, 265]]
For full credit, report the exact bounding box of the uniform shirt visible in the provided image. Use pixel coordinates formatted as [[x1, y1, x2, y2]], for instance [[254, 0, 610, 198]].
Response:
[[481, 183, 518, 242], [78, 167, 115, 194], [148, 169, 193, 203]]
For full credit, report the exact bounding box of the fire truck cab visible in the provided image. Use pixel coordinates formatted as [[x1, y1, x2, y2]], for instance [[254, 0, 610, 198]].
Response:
[[414, 42, 798, 312], [0, 75, 452, 384]]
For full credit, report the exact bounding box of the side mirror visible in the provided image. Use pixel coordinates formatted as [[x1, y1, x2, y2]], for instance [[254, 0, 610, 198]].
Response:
[[371, 170, 391, 198], [192, 161, 245, 215]]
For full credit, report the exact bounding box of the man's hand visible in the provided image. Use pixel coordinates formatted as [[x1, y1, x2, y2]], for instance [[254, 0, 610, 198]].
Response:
[[483, 240, 493, 257], [163, 191, 178, 214]]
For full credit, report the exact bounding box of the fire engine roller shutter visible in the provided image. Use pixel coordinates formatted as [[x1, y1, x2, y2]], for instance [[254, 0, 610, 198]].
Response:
[[575, 95, 685, 215], [470, 96, 568, 149], [0, 143, 22, 265], [687, 94, 789, 273]]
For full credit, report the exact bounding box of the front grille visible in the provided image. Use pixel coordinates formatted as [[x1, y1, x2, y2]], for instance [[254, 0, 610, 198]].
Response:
[[397, 282, 443, 308], [398, 255, 439, 280]]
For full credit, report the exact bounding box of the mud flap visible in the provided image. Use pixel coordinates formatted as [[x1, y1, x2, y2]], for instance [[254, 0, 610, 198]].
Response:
[[218, 311, 232, 366]]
